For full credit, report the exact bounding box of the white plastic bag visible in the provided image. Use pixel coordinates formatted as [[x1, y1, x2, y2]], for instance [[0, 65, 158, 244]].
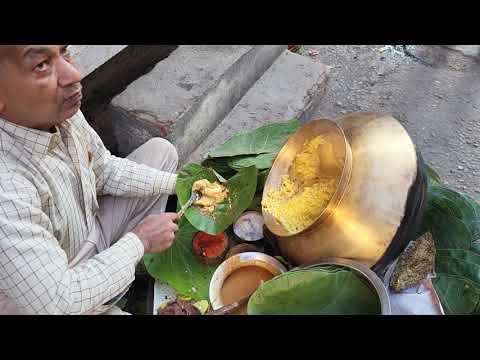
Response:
[[383, 259, 444, 315]]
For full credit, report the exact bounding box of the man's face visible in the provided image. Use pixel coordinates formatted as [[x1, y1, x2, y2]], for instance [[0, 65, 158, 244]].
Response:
[[0, 45, 83, 131]]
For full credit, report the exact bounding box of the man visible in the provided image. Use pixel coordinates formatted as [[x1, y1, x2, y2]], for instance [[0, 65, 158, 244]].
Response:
[[0, 45, 180, 315]]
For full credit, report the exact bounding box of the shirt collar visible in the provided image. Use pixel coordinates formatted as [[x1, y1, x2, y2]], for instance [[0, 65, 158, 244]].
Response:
[[0, 116, 66, 157]]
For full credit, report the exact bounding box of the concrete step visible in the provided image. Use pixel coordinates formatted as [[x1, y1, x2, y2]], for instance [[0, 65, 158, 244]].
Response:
[[185, 49, 329, 165], [74, 45, 178, 115], [102, 45, 286, 158], [71, 45, 127, 77]]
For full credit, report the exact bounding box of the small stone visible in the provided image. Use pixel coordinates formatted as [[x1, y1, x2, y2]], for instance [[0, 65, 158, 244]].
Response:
[[458, 166, 464, 170], [336, 101, 343, 107], [340, 110, 348, 114], [459, 179, 464, 183], [474, 144, 479, 148]]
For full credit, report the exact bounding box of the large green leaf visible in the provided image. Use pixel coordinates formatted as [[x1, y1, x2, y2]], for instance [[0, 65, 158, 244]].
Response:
[[436, 252, 480, 285], [143, 217, 216, 301], [437, 249, 480, 266], [228, 153, 277, 171], [247, 267, 381, 315], [424, 185, 480, 250], [201, 157, 237, 179], [424, 163, 442, 186], [176, 163, 258, 234], [207, 119, 300, 158], [421, 172, 480, 314], [432, 274, 480, 315]]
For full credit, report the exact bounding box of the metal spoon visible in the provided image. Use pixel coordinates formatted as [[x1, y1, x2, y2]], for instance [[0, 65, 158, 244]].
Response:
[[177, 190, 200, 218]]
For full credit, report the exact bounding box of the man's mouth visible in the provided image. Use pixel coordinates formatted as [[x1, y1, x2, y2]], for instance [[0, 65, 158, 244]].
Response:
[[63, 91, 83, 108]]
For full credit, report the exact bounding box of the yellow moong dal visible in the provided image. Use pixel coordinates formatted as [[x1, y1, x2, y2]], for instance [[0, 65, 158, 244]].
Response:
[[192, 179, 229, 214], [262, 136, 337, 233]]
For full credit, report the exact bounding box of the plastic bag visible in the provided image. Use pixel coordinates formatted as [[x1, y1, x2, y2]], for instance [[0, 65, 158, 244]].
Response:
[[383, 259, 444, 315]]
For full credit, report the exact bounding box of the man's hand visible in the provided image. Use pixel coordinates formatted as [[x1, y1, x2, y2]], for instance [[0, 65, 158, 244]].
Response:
[[132, 213, 180, 253]]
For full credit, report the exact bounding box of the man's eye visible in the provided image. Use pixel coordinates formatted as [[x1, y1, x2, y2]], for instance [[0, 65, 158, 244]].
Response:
[[35, 60, 50, 72]]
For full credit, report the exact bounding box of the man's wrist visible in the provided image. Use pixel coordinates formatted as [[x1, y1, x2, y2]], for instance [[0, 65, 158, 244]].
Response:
[[132, 230, 150, 253]]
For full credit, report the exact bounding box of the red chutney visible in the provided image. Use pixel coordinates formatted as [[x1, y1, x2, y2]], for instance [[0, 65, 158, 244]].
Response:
[[192, 232, 229, 259]]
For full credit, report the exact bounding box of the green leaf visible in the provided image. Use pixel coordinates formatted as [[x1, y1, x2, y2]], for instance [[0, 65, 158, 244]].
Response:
[[436, 252, 480, 286], [257, 169, 269, 192], [424, 163, 442, 185], [201, 157, 237, 179], [422, 182, 480, 314], [247, 266, 381, 315], [247, 196, 262, 212], [437, 249, 480, 267], [228, 153, 277, 171], [432, 274, 480, 315], [424, 185, 480, 250], [176, 163, 258, 234], [207, 119, 300, 158], [143, 217, 216, 301]]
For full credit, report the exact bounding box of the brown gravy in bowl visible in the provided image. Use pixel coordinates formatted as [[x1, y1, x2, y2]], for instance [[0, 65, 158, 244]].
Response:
[[220, 266, 274, 315]]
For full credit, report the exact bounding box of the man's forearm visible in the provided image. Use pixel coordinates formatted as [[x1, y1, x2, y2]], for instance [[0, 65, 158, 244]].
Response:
[[1, 231, 145, 315], [97, 154, 177, 198]]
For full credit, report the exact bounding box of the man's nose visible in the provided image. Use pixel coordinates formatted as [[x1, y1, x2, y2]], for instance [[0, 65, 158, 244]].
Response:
[[57, 57, 83, 88]]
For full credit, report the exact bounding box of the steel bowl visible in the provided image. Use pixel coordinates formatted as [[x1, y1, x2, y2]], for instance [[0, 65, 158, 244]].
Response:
[[296, 257, 391, 315], [209, 252, 287, 310]]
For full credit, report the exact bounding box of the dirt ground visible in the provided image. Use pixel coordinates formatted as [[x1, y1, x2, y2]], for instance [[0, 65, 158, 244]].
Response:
[[303, 45, 480, 201]]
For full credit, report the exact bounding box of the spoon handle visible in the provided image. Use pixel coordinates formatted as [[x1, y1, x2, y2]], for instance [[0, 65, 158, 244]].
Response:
[[206, 296, 250, 315]]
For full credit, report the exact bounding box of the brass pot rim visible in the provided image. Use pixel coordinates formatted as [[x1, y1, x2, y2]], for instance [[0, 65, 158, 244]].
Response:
[[262, 118, 352, 237]]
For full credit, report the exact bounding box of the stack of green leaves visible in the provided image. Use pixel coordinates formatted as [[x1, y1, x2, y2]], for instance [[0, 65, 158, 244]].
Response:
[[423, 165, 480, 315], [143, 119, 300, 301]]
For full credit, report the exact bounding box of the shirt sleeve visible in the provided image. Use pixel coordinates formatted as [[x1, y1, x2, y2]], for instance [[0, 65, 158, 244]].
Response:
[[0, 174, 145, 315], [74, 112, 177, 197]]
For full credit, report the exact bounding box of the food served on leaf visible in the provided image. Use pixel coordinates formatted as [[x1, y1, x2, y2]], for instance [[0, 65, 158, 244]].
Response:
[[390, 231, 436, 292], [262, 135, 338, 233], [192, 179, 229, 214], [192, 231, 229, 265]]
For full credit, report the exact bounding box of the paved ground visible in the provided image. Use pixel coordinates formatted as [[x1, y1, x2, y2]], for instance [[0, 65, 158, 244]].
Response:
[[303, 45, 480, 201]]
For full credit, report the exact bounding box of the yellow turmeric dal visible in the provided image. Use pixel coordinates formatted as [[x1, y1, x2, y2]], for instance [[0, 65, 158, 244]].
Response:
[[192, 179, 229, 214], [262, 136, 337, 233]]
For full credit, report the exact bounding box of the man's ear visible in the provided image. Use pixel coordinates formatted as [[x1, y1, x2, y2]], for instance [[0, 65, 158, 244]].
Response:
[[0, 98, 5, 113]]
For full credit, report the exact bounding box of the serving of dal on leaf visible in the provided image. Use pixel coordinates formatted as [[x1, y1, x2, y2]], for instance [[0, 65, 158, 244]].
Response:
[[192, 179, 229, 214]]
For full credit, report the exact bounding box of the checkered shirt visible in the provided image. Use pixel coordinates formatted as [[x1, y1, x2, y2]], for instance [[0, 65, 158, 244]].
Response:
[[0, 111, 177, 314]]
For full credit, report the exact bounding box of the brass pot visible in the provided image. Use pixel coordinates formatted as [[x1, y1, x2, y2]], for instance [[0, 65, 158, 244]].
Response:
[[262, 112, 426, 271]]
